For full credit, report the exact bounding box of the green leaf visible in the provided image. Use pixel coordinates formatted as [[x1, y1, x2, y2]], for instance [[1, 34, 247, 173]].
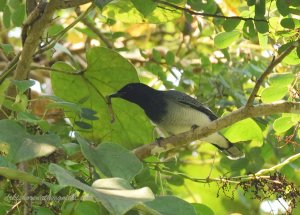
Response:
[[188, 0, 217, 13], [214, 30, 240, 49], [223, 19, 241, 32], [255, 0, 265, 17], [276, 0, 290, 16], [258, 33, 268, 49], [0, 167, 42, 184], [3, 6, 11, 28], [11, 3, 25, 26], [0, 79, 10, 105], [47, 24, 64, 37], [297, 46, 300, 59], [247, 0, 255, 6], [283, 49, 300, 65], [0, 0, 7, 11], [144, 196, 196, 215], [273, 116, 297, 133], [95, 0, 114, 8], [0, 43, 13, 55], [11, 80, 35, 94], [222, 118, 263, 142], [74, 121, 92, 129], [32, 207, 55, 215], [49, 164, 155, 215], [102, 0, 182, 24], [131, 0, 157, 17], [61, 202, 101, 215], [51, 47, 153, 148], [0, 156, 16, 169], [291, 0, 300, 6], [165, 51, 175, 65], [152, 49, 161, 62], [80, 108, 99, 120], [255, 19, 269, 33], [8, 0, 20, 9], [192, 203, 214, 215], [280, 18, 295, 29], [77, 134, 143, 181], [269, 73, 294, 86], [0, 120, 60, 163], [17, 111, 41, 123], [243, 20, 256, 39], [261, 86, 288, 103]]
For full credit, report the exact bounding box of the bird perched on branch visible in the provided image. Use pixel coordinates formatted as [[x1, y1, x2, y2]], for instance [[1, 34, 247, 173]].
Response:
[[109, 83, 244, 160]]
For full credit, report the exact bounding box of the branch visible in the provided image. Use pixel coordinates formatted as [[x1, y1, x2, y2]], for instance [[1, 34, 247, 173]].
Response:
[[155, 0, 267, 22], [246, 40, 300, 106], [12, 0, 60, 82], [133, 101, 300, 159]]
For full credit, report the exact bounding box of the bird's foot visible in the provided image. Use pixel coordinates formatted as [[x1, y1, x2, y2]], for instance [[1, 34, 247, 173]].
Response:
[[155, 137, 164, 146], [191, 124, 199, 132]]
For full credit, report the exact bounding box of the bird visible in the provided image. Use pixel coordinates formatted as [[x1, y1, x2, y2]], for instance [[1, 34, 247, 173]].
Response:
[[109, 83, 244, 160]]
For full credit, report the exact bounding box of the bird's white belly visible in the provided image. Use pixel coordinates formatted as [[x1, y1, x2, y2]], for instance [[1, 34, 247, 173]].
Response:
[[157, 103, 211, 134], [155, 102, 228, 148]]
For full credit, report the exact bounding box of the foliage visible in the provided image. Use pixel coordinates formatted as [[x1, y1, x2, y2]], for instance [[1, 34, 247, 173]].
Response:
[[0, 0, 300, 214]]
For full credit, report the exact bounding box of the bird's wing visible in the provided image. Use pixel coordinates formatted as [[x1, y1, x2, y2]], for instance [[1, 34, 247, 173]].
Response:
[[163, 90, 218, 121]]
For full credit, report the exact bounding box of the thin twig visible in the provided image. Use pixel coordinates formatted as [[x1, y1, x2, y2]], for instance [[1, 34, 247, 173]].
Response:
[[156, 0, 267, 22], [34, 4, 95, 56], [75, 7, 114, 49], [5, 201, 23, 215], [255, 153, 300, 176], [246, 40, 300, 106], [0, 52, 21, 83], [152, 152, 300, 185]]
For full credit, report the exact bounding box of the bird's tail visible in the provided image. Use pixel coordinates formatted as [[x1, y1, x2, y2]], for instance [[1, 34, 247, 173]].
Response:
[[221, 142, 245, 160]]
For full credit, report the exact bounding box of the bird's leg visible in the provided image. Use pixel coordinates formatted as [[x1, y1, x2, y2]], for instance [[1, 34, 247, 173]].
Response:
[[191, 124, 199, 131], [155, 137, 164, 146]]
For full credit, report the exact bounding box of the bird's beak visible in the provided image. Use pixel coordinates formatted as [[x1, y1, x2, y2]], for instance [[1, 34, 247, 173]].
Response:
[[108, 92, 122, 98]]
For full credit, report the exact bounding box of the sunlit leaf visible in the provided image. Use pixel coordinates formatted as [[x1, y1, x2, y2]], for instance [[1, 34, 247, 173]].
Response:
[[102, 0, 182, 24], [273, 116, 296, 133], [261, 86, 288, 103], [283, 49, 300, 65], [222, 118, 263, 142], [214, 31, 240, 49], [268, 73, 294, 86]]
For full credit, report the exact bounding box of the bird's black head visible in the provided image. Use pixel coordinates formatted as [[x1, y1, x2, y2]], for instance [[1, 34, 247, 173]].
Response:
[[109, 83, 156, 106]]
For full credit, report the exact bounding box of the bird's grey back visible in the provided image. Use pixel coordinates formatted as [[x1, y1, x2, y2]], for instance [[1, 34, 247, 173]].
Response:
[[162, 90, 218, 121]]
